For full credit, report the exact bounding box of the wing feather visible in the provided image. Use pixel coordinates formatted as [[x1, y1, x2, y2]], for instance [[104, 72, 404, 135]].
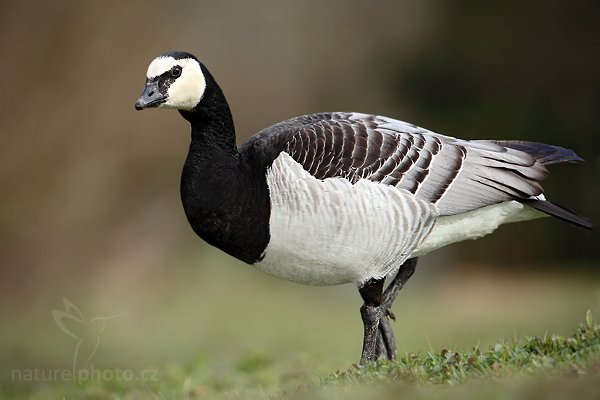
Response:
[[240, 112, 584, 219]]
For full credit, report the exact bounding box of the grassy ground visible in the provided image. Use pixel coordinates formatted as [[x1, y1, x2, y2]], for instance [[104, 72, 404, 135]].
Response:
[[1, 250, 599, 399], [3, 313, 600, 399]]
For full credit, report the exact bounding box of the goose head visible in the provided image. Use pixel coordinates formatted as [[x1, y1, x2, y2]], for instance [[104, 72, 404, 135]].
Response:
[[135, 51, 206, 111]]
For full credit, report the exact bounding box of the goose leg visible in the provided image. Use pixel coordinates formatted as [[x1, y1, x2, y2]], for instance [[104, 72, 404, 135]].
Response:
[[358, 278, 385, 364], [376, 311, 396, 359], [375, 257, 418, 360], [359, 258, 418, 364]]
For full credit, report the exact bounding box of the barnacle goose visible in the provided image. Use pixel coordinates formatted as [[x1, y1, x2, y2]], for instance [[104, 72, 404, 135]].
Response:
[[135, 51, 592, 364]]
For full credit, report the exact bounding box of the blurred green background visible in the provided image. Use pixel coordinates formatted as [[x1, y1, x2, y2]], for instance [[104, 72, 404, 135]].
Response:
[[1, 0, 599, 393]]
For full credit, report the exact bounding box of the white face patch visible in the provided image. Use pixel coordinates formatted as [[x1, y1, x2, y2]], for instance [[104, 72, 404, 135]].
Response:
[[146, 56, 206, 110]]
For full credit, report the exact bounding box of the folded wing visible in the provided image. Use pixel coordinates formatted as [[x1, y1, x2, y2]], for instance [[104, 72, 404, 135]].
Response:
[[244, 112, 590, 228]]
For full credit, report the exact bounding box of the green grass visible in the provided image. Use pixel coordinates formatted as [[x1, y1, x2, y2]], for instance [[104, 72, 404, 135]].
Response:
[[2, 253, 599, 399], [4, 312, 600, 399], [325, 312, 600, 386]]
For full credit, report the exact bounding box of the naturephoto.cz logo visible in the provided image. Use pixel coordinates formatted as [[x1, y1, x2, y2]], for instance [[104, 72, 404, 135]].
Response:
[[11, 298, 158, 384], [11, 365, 158, 384]]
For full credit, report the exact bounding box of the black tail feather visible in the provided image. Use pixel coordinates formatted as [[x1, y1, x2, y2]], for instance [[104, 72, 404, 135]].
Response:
[[495, 141, 590, 229], [493, 140, 584, 165], [519, 198, 592, 229]]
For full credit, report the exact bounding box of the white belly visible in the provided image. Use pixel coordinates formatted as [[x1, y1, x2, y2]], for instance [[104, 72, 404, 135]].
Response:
[[254, 153, 546, 286], [412, 200, 545, 257], [254, 152, 438, 285]]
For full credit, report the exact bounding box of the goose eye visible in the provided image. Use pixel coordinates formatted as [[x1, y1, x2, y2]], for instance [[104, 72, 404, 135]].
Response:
[[172, 66, 182, 77]]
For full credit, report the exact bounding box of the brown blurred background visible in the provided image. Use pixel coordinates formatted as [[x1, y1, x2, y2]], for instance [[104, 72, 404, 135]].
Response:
[[1, 0, 599, 383]]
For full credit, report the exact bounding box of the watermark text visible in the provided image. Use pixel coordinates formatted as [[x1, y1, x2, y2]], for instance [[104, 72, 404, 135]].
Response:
[[11, 365, 158, 384]]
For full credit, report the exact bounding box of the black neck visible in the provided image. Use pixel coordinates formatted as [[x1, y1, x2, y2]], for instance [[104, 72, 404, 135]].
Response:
[[179, 70, 270, 263]]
